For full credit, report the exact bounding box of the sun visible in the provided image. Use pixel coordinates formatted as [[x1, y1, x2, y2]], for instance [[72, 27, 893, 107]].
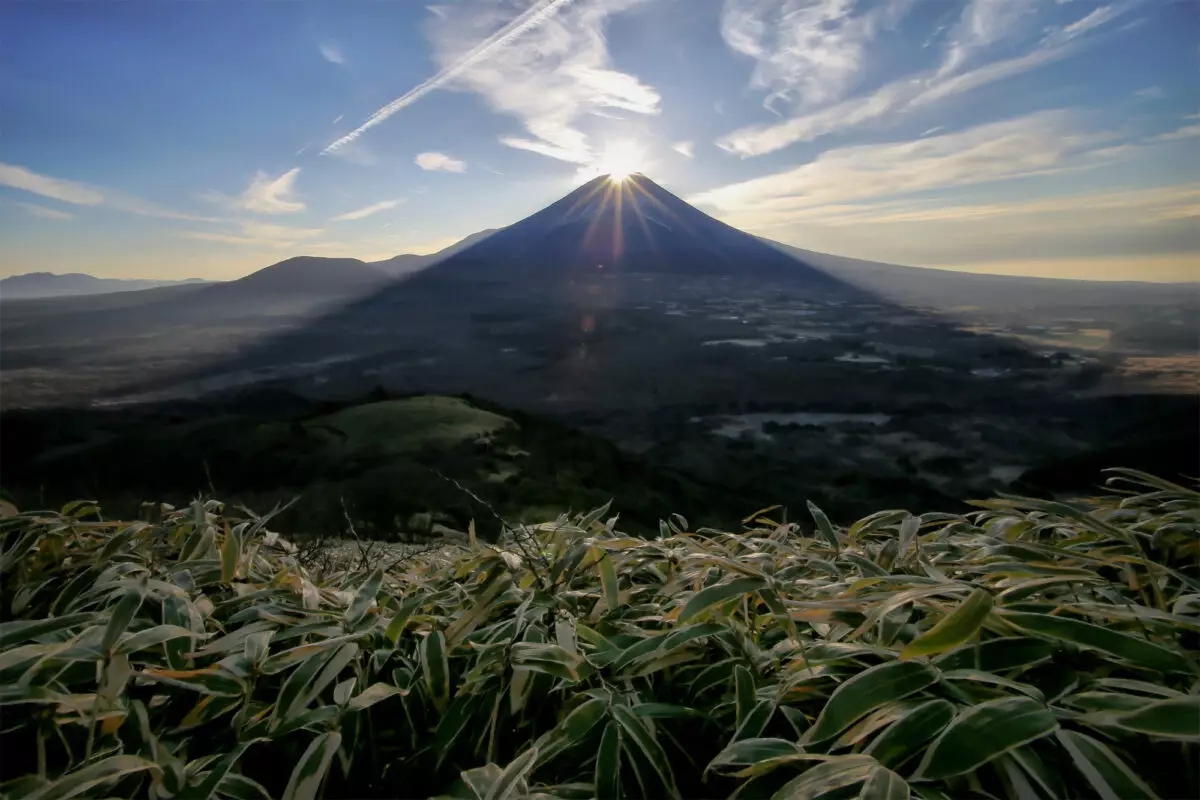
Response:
[[590, 140, 646, 182]]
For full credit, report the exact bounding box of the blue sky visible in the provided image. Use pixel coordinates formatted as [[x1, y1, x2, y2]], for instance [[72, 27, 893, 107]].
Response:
[[1, 0, 1197, 281]]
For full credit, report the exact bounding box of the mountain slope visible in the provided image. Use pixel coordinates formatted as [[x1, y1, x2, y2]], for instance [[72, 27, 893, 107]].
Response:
[[371, 229, 499, 276], [403, 174, 841, 288], [0, 272, 206, 300], [208, 256, 391, 296]]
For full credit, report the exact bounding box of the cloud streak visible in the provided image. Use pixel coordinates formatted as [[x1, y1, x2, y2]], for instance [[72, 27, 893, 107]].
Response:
[[17, 202, 73, 220], [415, 152, 467, 172], [721, 0, 912, 111], [204, 169, 306, 215], [717, 0, 1140, 157], [694, 110, 1121, 230], [324, 0, 579, 154], [331, 199, 404, 221], [0, 162, 213, 221], [319, 42, 346, 65], [182, 221, 325, 248]]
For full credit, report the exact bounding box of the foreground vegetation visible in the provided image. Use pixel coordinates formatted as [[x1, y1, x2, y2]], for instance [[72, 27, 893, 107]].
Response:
[[0, 469, 1197, 799]]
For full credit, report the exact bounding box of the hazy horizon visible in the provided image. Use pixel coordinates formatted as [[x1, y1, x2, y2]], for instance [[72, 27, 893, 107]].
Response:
[[2, 0, 1198, 282]]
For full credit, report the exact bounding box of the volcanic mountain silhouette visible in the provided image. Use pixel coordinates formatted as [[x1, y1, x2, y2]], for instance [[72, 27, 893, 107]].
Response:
[[403, 173, 839, 287], [107, 173, 862, 403]]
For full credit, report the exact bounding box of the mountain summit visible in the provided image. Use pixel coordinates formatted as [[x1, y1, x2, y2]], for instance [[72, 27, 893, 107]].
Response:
[[407, 173, 837, 287]]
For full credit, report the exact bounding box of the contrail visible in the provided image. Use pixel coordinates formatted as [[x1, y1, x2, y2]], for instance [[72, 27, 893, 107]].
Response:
[[323, 0, 577, 154]]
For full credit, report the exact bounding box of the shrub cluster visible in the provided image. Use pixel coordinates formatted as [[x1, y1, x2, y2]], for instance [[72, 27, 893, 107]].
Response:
[[0, 468, 1196, 799]]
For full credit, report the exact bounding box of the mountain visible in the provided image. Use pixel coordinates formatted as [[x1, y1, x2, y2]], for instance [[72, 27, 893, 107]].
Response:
[[371, 229, 498, 277], [402, 174, 839, 288], [205, 256, 391, 297], [0, 272, 207, 300]]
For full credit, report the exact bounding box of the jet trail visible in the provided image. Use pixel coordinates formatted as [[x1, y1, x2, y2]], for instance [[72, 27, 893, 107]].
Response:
[[324, 0, 577, 154]]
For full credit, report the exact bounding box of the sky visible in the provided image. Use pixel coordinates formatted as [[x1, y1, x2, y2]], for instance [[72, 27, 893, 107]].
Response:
[[0, 0, 1197, 282]]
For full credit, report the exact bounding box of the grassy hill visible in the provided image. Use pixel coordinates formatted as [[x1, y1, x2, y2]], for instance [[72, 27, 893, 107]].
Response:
[[0, 469, 1195, 799], [0, 391, 757, 540]]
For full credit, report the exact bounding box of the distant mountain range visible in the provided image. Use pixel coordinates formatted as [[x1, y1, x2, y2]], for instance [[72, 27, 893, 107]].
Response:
[[7, 174, 1192, 308], [0, 272, 208, 300], [0, 231, 502, 303]]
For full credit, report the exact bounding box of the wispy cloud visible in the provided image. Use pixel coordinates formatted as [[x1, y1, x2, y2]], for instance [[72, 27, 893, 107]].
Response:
[[0, 163, 104, 205], [319, 42, 345, 65], [673, 140, 695, 158], [937, 0, 1036, 77], [0, 162, 212, 221], [718, 0, 1140, 157], [1134, 85, 1164, 100], [415, 152, 467, 172], [204, 168, 306, 214], [1153, 123, 1200, 142], [694, 111, 1118, 229], [326, 0, 651, 160], [421, 0, 660, 166], [17, 202, 73, 220], [331, 199, 404, 221], [182, 221, 324, 248], [720, 0, 913, 112], [771, 184, 1200, 227]]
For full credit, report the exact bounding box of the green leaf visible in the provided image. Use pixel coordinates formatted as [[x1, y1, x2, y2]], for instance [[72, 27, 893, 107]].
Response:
[[178, 739, 264, 800], [630, 703, 703, 720], [485, 746, 538, 800], [1000, 610, 1191, 673], [773, 755, 877, 800], [679, 578, 768, 623], [808, 501, 840, 552], [343, 568, 384, 629], [512, 643, 584, 681], [858, 766, 910, 800], [1054, 729, 1160, 800], [219, 526, 241, 583], [733, 699, 775, 743], [435, 695, 482, 769], [708, 738, 804, 771], [347, 682, 408, 712], [900, 589, 992, 660], [611, 705, 678, 799], [535, 698, 608, 765], [596, 721, 621, 800], [863, 699, 955, 770], [734, 664, 756, 729], [100, 587, 144, 652], [804, 660, 939, 744], [915, 697, 1057, 781], [115, 625, 203, 656], [296, 642, 359, 712], [933, 637, 1053, 673], [597, 552, 619, 613], [0, 613, 95, 648], [460, 764, 503, 800], [1110, 696, 1200, 740], [422, 630, 450, 712], [26, 755, 159, 800], [281, 731, 341, 800], [384, 593, 426, 644], [446, 577, 509, 648]]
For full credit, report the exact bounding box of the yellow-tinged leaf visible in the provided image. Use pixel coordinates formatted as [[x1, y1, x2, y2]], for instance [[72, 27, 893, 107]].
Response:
[[901, 588, 993, 660]]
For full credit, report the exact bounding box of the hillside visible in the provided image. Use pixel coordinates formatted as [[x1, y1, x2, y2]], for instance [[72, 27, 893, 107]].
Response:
[[0, 390, 756, 539], [0, 469, 1194, 800], [371, 229, 499, 276]]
